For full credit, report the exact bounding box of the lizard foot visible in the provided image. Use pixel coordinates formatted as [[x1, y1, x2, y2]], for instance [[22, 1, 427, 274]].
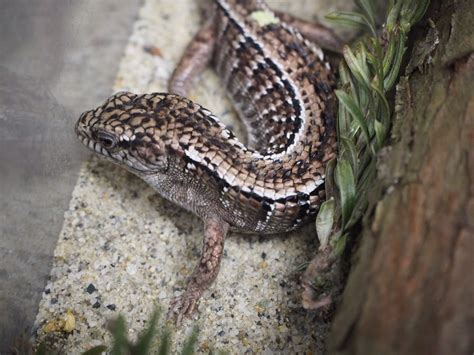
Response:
[[167, 218, 228, 325], [167, 290, 200, 325]]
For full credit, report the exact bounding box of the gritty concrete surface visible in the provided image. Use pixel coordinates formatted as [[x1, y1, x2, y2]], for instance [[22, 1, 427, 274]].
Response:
[[32, 0, 354, 353], [0, 1, 140, 351]]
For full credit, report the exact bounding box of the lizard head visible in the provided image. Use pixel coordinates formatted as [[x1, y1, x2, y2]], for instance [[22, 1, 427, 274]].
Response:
[[75, 91, 169, 175]]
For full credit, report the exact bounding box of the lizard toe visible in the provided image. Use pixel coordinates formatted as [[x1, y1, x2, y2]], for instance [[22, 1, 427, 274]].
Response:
[[167, 292, 199, 325]]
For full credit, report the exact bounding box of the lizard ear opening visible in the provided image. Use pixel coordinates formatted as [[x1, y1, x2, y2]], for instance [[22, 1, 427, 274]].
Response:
[[136, 142, 168, 172]]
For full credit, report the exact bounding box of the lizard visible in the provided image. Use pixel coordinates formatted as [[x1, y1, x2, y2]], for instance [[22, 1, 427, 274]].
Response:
[[75, 0, 340, 323]]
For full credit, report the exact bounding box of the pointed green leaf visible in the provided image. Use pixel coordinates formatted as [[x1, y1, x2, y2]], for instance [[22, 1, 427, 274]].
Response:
[[338, 60, 351, 86], [340, 136, 359, 173], [343, 46, 371, 88], [374, 119, 385, 150], [382, 38, 397, 76], [401, 0, 430, 28], [356, 0, 376, 20], [386, 0, 403, 29], [411, 0, 430, 25], [335, 90, 371, 144], [158, 328, 171, 355], [387, 0, 395, 13], [355, 0, 377, 34], [335, 159, 356, 226], [180, 326, 199, 355], [333, 233, 349, 256], [109, 316, 129, 355], [323, 158, 337, 201], [355, 42, 371, 81], [345, 161, 376, 228], [131, 309, 159, 355], [337, 62, 358, 137], [325, 11, 366, 28], [384, 32, 406, 90], [316, 198, 336, 248], [369, 82, 390, 123]]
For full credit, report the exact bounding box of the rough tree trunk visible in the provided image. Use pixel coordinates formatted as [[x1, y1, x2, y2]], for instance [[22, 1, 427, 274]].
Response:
[[327, 1, 473, 354]]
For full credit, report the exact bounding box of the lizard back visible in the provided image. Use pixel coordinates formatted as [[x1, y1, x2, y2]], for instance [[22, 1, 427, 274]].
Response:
[[75, 0, 337, 234]]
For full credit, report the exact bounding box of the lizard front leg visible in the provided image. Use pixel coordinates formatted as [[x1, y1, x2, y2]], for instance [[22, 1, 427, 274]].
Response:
[[168, 19, 217, 96], [168, 217, 229, 324]]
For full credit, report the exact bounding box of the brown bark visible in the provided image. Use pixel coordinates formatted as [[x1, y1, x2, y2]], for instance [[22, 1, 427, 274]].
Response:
[[327, 1, 474, 354]]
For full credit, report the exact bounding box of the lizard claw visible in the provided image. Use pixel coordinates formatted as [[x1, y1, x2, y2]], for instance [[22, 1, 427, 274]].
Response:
[[167, 291, 200, 325]]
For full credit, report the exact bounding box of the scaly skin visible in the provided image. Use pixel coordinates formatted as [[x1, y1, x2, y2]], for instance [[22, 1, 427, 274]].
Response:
[[75, 0, 340, 323]]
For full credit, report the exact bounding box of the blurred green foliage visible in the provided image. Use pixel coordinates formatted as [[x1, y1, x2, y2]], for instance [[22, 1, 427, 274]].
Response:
[[316, 0, 430, 252]]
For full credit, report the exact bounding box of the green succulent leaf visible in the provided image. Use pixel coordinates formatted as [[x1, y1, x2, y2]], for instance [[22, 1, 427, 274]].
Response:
[[340, 136, 359, 173], [411, 0, 430, 25], [401, 0, 430, 28], [336, 90, 371, 144], [335, 159, 356, 226], [333, 233, 349, 256], [384, 31, 407, 90], [355, 0, 377, 34], [325, 11, 367, 28], [316, 198, 336, 249], [374, 119, 385, 149], [324, 158, 337, 202], [343, 46, 372, 89], [382, 38, 397, 76]]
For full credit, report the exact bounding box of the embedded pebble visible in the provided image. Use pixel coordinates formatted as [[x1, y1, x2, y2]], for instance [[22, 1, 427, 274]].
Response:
[[86, 284, 97, 294]]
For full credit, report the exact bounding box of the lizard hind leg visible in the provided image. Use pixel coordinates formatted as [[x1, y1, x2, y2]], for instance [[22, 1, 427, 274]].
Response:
[[168, 217, 229, 324], [168, 19, 217, 97], [273, 10, 343, 53]]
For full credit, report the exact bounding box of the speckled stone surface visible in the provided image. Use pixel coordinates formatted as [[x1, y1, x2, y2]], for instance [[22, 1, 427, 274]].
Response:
[[33, 0, 353, 353]]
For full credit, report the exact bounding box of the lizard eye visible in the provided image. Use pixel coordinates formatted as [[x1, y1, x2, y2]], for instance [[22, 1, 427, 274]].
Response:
[[97, 131, 117, 149]]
